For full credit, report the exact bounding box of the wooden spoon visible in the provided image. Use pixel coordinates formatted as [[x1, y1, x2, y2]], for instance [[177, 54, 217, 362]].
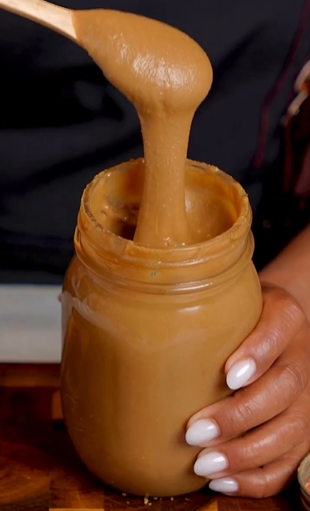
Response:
[[0, 0, 76, 41]]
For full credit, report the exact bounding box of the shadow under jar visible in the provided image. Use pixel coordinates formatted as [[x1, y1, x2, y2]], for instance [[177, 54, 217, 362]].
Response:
[[61, 158, 262, 497]]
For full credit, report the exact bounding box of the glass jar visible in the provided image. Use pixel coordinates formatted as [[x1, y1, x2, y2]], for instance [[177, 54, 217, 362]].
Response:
[[298, 454, 310, 511], [61, 159, 262, 497]]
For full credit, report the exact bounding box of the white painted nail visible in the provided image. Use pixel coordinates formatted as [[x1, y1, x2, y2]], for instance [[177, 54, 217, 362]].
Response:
[[194, 452, 228, 477], [226, 358, 257, 390], [186, 419, 220, 446], [209, 477, 239, 494]]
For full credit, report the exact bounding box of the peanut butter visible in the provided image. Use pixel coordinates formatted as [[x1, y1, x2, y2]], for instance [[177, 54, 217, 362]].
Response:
[[72, 10, 213, 247], [61, 9, 262, 499]]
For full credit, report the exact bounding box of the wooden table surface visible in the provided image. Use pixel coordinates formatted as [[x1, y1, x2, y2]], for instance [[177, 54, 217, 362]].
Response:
[[0, 364, 302, 511]]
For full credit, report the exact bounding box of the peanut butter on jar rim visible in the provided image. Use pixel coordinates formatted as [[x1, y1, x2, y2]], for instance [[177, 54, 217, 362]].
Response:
[[60, 158, 262, 497]]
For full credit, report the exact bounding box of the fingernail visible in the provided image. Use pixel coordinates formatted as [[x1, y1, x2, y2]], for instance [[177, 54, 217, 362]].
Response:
[[194, 452, 228, 477], [209, 477, 239, 494], [226, 358, 256, 390], [186, 419, 220, 446]]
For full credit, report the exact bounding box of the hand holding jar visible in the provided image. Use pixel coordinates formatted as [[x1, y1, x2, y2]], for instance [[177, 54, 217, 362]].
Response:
[[187, 224, 310, 498]]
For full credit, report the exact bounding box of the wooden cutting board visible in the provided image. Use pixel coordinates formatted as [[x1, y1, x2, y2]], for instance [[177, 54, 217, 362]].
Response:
[[0, 364, 300, 511]]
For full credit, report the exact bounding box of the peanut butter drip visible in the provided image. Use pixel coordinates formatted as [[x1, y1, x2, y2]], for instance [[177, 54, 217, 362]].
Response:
[[72, 10, 213, 247]]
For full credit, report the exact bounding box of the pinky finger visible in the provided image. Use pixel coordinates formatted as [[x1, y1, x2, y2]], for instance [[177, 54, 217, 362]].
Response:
[[208, 442, 308, 499]]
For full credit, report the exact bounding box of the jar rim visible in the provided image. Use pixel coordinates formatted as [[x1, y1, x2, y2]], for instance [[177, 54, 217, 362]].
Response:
[[78, 158, 252, 268]]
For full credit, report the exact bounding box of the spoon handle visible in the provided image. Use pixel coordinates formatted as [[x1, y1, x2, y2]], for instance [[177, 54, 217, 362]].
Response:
[[0, 0, 76, 41]]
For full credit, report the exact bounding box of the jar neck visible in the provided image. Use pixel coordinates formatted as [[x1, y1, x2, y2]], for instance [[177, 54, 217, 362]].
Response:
[[74, 159, 253, 292]]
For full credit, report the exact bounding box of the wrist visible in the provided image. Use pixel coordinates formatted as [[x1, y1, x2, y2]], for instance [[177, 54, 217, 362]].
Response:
[[258, 224, 310, 319]]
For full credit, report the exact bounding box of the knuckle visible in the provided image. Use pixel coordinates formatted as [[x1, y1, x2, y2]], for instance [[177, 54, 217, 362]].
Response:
[[281, 294, 305, 331], [251, 476, 274, 499], [256, 296, 306, 361], [238, 440, 263, 470], [290, 412, 310, 442], [225, 396, 256, 433], [259, 327, 285, 360], [281, 361, 309, 397]]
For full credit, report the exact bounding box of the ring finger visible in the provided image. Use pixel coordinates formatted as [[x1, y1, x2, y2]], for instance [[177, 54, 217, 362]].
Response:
[[193, 402, 310, 479]]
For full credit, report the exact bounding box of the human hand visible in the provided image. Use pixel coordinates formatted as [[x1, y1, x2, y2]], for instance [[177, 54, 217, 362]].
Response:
[[185, 284, 310, 498]]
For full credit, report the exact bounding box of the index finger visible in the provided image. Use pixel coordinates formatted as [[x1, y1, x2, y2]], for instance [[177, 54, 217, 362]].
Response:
[[225, 285, 305, 390]]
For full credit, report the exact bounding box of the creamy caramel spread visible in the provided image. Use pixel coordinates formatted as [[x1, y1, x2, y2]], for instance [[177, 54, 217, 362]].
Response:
[[72, 10, 213, 247], [60, 9, 262, 499]]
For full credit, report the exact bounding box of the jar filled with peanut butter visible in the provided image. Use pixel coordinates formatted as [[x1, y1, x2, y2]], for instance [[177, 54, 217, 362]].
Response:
[[61, 157, 262, 498]]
